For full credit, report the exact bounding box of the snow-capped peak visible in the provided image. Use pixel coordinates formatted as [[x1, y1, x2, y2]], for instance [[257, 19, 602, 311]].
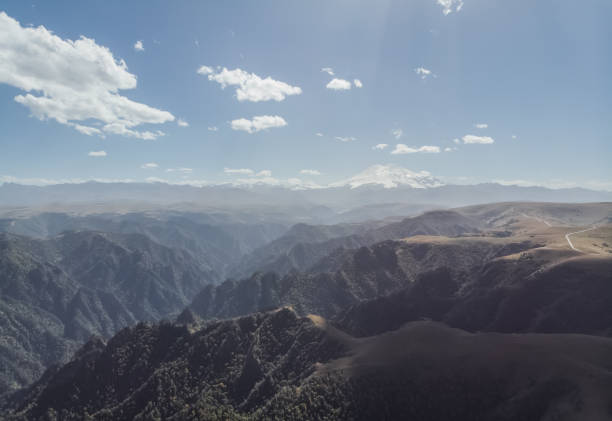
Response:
[[332, 164, 444, 189]]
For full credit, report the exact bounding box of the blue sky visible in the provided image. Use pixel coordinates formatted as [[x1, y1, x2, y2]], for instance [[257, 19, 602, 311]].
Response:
[[0, 0, 610, 190]]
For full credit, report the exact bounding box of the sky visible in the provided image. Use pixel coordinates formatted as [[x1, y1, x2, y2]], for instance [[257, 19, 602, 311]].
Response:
[[0, 0, 611, 190]]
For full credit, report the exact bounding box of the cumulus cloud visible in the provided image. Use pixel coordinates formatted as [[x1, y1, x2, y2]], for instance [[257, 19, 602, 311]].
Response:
[[256, 170, 272, 177], [391, 144, 441, 154], [453, 138, 461, 144], [198, 66, 302, 102], [512, 134, 517, 139], [326, 78, 352, 90], [353, 79, 363, 88], [335, 136, 356, 142], [391, 129, 403, 139], [177, 119, 189, 127], [224, 168, 254, 175], [315, 132, 324, 137], [88, 150, 106, 157], [133, 40, 144, 51], [300, 169, 321, 176], [321, 67, 335, 76], [474, 123, 488, 129], [414, 67, 433, 79], [444, 147, 457, 152], [437, 0, 464, 15], [208, 126, 218, 131], [0, 12, 174, 139], [373, 143, 388, 150], [166, 167, 193, 173], [231, 115, 287, 133], [141, 162, 159, 169], [461, 134, 495, 144]]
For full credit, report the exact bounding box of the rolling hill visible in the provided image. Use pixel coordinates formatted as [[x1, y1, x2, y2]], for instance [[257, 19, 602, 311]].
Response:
[[5, 309, 612, 420]]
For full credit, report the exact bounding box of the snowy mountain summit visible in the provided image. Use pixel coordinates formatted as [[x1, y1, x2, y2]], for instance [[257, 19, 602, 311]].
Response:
[[333, 164, 445, 189]]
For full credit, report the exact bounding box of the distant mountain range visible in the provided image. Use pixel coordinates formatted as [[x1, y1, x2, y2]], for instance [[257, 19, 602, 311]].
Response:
[[1, 165, 611, 212]]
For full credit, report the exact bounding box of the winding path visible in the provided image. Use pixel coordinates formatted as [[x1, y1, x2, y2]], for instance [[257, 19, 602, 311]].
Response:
[[565, 226, 597, 252]]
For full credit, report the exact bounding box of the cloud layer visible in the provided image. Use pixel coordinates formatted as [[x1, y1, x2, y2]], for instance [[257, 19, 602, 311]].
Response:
[[198, 66, 302, 102], [0, 12, 174, 139]]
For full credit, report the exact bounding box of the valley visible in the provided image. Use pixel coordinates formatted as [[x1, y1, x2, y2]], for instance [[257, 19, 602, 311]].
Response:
[[0, 200, 610, 420]]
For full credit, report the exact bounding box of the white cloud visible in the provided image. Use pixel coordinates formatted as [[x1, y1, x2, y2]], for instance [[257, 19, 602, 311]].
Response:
[[391, 144, 441, 154], [512, 134, 517, 139], [353, 79, 363, 88], [72, 123, 103, 136], [461, 134, 495, 144], [437, 0, 464, 15], [315, 132, 324, 137], [335, 136, 356, 142], [414, 67, 433, 79], [474, 123, 488, 129], [326, 78, 352, 90], [373, 143, 388, 150], [88, 150, 106, 157], [102, 125, 165, 140], [444, 147, 457, 152], [231, 115, 287, 133], [177, 119, 189, 127], [223, 168, 271, 177], [198, 66, 302, 102], [224, 168, 254, 175], [166, 167, 193, 173], [197, 65, 214, 75], [208, 126, 218, 131], [453, 138, 461, 144], [233, 176, 281, 187], [141, 162, 159, 169], [391, 128, 403, 139], [145, 176, 167, 183], [300, 169, 321, 176], [321, 67, 335, 76], [0, 12, 174, 139], [133, 40, 144, 51]]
